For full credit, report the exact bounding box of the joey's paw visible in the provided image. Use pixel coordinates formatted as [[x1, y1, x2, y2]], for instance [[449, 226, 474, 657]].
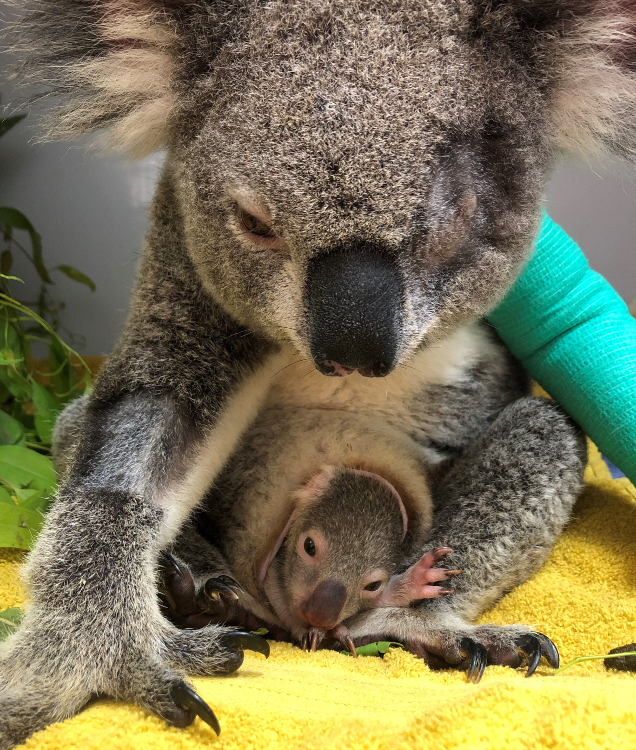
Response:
[[350, 624, 558, 683]]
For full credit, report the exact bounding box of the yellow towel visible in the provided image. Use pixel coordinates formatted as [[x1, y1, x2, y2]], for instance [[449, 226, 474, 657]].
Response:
[[2, 442, 636, 750]]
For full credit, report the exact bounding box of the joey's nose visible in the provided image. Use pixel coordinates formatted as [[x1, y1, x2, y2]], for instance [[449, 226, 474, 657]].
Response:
[[305, 248, 402, 377], [301, 579, 347, 629]]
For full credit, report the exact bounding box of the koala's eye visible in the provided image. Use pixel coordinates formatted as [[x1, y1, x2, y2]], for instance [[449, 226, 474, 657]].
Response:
[[304, 537, 316, 557], [239, 209, 276, 238], [364, 580, 382, 592]]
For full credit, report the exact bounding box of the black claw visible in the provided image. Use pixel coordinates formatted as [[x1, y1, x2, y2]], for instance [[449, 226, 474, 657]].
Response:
[[461, 637, 487, 684], [516, 635, 542, 677], [159, 551, 184, 578], [221, 631, 270, 658], [536, 632, 560, 669], [474, 643, 487, 683], [216, 574, 244, 593], [204, 579, 240, 603], [170, 681, 220, 735]]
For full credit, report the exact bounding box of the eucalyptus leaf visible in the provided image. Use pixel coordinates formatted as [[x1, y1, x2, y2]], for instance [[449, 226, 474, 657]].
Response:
[[0, 487, 14, 504], [0, 250, 13, 276], [343, 641, 405, 657], [0, 410, 26, 446], [15, 487, 50, 513], [0, 445, 56, 495], [56, 265, 96, 292], [0, 208, 51, 284], [0, 521, 40, 550], [31, 379, 60, 444], [0, 607, 23, 642]]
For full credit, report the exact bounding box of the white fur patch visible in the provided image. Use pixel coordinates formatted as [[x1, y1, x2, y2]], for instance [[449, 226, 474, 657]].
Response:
[[551, 14, 636, 157], [155, 349, 290, 546]]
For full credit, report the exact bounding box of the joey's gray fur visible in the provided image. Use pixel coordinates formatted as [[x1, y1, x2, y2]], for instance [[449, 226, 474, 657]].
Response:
[[2, 0, 635, 745]]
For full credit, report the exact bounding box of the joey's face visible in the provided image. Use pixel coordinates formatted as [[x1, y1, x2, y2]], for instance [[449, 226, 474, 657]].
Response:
[[261, 468, 408, 637], [176, 2, 552, 376]]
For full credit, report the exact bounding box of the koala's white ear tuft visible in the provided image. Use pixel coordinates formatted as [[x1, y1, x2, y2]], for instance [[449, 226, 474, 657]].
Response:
[[14, 1, 217, 158], [549, 5, 636, 158]]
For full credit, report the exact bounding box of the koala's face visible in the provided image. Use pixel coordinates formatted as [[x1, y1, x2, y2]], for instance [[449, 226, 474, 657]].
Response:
[[264, 468, 407, 636], [176, 2, 549, 375]]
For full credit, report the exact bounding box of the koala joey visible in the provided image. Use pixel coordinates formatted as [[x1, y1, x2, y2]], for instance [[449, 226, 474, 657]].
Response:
[[2, 0, 635, 746]]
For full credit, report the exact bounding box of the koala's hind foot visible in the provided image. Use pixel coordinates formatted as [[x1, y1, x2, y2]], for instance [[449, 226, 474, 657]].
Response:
[[346, 610, 559, 683]]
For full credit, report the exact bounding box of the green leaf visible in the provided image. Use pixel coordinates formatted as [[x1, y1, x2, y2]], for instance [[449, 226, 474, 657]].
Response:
[[30, 380, 60, 444], [0, 487, 14, 504], [0, 250, 13, 276], [0, 354, 32, 403], [56, 265, 96, 292], [0, 208, 51, 284], [0, 410, 25, 446], [0, 503, 44, 549], [14, 487, 50, 514], [0, 607, 23, 642], [0, 445, 56, 495], [251, 628, 269, 636], [343, 641, 405, 657], [0, 114, 27, 139]]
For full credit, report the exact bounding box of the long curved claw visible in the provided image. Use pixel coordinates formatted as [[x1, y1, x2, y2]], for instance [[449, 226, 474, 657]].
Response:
[[221, 631, 270, 658], [461, 637, 488, 684], [343, 635, 358, 658], [515, 634, 542, 677], [300, 633, 309, 651], [310, 630, 320, 652], [215, 574, 244, 594], [160, 551, 184, 577], [535, 632, 560, 669], [204, 579, 240, 604], [170, 681, 221, 735]]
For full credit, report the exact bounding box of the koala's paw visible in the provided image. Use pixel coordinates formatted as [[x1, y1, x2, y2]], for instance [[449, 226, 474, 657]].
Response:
[[0, 612, 268, 748], [347, 612, 559, 684], [159, 552, 288, 639]]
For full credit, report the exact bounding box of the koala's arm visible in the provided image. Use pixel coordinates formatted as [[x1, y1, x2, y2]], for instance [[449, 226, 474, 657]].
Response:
[[487, 213, 636, 484], [0, 166, 280, 747]]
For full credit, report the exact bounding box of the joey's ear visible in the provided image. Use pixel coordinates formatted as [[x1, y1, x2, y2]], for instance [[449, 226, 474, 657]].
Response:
[[479, 1, 636, 158], [15, 1, 239, 157]]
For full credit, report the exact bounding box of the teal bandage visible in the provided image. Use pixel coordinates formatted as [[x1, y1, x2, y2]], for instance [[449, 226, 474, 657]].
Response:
[[487, 214, 636, 485]]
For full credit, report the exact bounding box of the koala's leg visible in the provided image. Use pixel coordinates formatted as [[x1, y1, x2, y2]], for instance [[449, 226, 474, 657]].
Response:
[[345, 397, 586, 680], [0, 349, 286, 748]]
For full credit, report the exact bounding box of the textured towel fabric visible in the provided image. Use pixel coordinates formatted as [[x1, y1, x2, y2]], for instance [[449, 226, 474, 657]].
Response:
[[1, 443, 636, 750], [488, 214, 636, 486]]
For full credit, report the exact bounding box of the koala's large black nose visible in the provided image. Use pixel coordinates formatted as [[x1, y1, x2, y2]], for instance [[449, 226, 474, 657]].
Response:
[[305, 249, 402, 377]]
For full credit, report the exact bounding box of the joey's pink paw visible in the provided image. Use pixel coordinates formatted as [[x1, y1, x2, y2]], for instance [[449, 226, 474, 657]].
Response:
[[377, 547, 462, 606]]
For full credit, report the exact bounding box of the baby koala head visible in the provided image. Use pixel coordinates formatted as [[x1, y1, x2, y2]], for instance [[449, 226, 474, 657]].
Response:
[[259, 466, 455, 652]]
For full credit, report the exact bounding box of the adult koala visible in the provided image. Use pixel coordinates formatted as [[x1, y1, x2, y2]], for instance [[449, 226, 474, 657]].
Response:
[[1, 0, 635, 745]]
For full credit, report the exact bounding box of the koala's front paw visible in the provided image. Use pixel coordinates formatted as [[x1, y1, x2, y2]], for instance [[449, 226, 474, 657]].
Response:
[[346, 610, 559, 684], [0, 609, 268, 748]]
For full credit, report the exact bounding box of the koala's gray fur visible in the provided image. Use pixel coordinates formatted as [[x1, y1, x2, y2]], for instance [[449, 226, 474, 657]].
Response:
[[1, 0, 634, 745]]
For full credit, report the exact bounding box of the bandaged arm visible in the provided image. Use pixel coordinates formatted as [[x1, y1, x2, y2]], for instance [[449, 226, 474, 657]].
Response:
[[487, 213, 636, 485]]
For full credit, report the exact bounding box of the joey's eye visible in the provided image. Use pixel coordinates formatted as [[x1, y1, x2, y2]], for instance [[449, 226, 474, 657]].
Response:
[[239, 209, 276, 238], [364, 580, 382, 592], [304, 537, 316, 557]]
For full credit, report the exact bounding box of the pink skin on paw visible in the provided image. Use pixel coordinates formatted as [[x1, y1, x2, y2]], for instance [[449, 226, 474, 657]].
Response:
[[375, 548, 461, 607]]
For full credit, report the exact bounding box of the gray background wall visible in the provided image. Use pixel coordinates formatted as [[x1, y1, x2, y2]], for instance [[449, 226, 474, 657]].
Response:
[[1, 80, 634, 355]]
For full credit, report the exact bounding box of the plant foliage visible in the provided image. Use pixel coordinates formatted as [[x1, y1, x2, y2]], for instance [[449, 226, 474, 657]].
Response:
[[0, 104, 95, 553]]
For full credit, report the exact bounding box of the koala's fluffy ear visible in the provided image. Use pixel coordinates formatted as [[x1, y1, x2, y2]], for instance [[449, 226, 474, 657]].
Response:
[[483, 1, 636, 158], [15, 0, 233, 158]]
